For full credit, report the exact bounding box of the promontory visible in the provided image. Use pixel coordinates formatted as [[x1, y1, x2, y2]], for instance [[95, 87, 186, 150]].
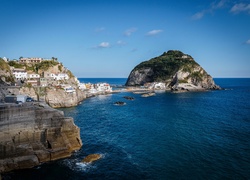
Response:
[[125, 50, 221, 91]]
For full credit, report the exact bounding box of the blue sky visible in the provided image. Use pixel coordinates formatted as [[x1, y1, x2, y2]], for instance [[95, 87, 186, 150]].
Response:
[[0, 0, 250, 78]]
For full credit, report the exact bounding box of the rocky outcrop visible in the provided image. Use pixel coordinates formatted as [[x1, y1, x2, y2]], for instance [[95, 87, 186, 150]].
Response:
[[18, 86, 86, 108], [45, 88, 86, 108], [125, 50, 220, 91], [82, 154, 102, 163], [0, 103, 82, 173]]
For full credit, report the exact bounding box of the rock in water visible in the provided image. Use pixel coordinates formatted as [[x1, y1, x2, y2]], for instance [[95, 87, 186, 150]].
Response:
[[82, 154, 102, 163], [125, 50, 221, 91]]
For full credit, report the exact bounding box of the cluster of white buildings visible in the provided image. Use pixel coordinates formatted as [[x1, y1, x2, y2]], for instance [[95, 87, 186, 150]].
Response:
[[43, 72, 69, 81], [11, 67, 70, 87], [78, 82, 112, 94], [12, 68, 69, 81], [4, 56, 113, 95], [59, 81, 112, 94], [144, 82, 166, 90]]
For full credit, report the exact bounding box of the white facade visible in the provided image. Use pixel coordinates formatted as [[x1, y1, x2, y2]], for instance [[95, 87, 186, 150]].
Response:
[[28, 73, 40, 79], [2, 57, 8, 62], [144, 82, 166, 90], [13, 68, 27, 80], [56, 73, 69, 80], [96, 83, 112, 92], [79, 83, 86, 90], [154, 82, 166, 90], [64, 86, 75, 93]]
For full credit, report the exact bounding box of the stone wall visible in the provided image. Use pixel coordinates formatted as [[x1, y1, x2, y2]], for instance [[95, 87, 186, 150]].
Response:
[[0, 103, 82, 173]]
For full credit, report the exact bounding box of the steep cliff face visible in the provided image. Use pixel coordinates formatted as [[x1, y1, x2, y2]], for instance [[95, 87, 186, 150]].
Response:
[[126, 50, 220, 90], [45, 88, 86, 108], [0, 103, 82, 173]]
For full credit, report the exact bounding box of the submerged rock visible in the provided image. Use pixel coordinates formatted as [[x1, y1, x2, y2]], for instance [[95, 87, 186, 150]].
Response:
[[82, 154, 102, 163], [123, 96, 135, 100], [114, 101, 126, 106], [141, 92, 155, 97]]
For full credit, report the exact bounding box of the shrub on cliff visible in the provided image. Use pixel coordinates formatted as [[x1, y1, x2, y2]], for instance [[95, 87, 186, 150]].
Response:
[[8, 60, 24, 69], [35, 60, 59, 72]]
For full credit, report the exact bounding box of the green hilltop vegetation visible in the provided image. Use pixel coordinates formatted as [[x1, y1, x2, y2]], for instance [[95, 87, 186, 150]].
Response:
[[8, 60, 60, 73], [133, 50, 203, 82], [0, 58, 11, 72]]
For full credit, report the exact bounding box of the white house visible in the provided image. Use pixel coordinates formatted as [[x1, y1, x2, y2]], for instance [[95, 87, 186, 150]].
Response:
[[2, 57, 8, 62], [56, 73, 69, 80], [154, 82, 166, 90], [64, 86, 75, 93], [96, 83, 112, 92], [27, 73, 40, 79], [79, 83, 86, 90], [12, 68, 27, 80]]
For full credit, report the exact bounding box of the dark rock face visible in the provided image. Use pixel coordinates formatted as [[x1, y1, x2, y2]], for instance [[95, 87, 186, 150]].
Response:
[[0, 103, 82, 173], [125, 50, 220, 90], [126, 68, 154, 86]]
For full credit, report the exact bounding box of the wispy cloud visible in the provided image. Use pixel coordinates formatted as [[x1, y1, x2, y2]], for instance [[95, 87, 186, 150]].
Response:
[[124, 28, 137, 36], [95, 27, 105, 32], [93, 42, 110, 49], [146, 29, 163, 36], [211, 0, 226, 9], [245, 39, 250, 44], [192, 11, 205, 20], [192, 0, 227, 20], [230, 3, 250, 14], [117, 40, 126, 46], [131, 48, 138, 52]]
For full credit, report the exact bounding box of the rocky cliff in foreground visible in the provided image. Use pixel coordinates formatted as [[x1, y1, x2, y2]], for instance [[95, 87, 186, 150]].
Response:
[[0, 103, 82, 173], [126, 50, 220, 91]]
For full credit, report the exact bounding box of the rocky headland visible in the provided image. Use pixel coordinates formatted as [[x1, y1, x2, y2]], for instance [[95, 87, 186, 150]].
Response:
[[0, 102, 82, 173], [126, 50, 221, 92], [0, 58, 83, 174], [0, 58, 86, 108]]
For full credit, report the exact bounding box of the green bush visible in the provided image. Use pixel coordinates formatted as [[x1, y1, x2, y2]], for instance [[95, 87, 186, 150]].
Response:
[[35, 60, 59, 71], [8, 61, 24, 68]]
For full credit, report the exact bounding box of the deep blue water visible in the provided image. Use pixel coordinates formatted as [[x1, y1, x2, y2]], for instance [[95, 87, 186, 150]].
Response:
[[4, 78, 250, 179]]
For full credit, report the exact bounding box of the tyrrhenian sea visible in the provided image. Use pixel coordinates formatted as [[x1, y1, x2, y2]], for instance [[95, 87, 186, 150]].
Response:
[[4, 78, 250, 179]]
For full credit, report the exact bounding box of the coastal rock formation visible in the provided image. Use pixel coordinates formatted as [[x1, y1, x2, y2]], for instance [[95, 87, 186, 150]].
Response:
[[45, 88, 86, 108], [0, 103, 82, 173], [125, 50, 220, 91], [82, 154, 102, 163], [0, 58, 86, 108]]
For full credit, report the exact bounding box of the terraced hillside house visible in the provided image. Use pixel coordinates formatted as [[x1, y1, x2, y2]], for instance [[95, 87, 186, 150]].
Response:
[[19, 57, 43, 64], [12, 68, 27, 80]]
